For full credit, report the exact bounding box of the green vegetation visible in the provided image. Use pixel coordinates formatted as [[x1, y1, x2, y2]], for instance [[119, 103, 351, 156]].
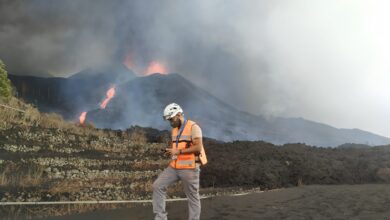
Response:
[[0, 59, 12, 100]]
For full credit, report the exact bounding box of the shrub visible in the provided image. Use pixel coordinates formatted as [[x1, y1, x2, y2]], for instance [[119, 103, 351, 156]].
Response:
[[0, 59, 12, 100], [0, 161, 45, 187]]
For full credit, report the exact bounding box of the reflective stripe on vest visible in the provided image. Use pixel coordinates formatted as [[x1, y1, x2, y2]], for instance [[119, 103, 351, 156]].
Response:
[[172, 135, 192, 141]]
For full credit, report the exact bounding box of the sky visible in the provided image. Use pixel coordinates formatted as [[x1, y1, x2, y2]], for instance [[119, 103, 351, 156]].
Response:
[[0, 0, 389, 137]]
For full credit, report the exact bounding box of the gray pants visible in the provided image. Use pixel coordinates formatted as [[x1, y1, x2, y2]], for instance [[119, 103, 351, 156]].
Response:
[[153, 166, 201, 220]]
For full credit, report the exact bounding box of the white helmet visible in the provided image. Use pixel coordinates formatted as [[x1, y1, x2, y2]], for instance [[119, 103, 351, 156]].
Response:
[[163, 103, 183, 120]]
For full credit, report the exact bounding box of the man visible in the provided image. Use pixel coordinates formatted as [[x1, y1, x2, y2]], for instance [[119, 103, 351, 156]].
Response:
[[153, 103, 207, 220]]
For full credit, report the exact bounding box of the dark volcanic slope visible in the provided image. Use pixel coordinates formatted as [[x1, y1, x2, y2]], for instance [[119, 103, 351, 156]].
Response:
[[9, 71, 390, 147], [8, 75, 68, 113], [87, 73, 390, 147], [88, 73, 257, 132], [9, 63, 136, 118]]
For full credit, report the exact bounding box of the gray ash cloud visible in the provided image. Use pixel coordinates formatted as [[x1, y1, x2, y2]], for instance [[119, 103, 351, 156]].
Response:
[[1, 0, 389, 137]]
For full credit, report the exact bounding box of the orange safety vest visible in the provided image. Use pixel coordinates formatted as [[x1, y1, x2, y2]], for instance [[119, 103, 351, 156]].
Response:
[[169, 119, 208, 169]]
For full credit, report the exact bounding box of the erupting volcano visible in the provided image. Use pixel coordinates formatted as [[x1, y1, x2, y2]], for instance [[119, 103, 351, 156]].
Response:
[[122, 52, 168, 76], [79, 86, 116, 124], [145, 61, 168, 75], [9, 68, 390, 147]]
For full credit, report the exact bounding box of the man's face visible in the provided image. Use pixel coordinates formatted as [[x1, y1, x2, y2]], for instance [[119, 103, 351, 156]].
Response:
[[168, 115, 181, 128]]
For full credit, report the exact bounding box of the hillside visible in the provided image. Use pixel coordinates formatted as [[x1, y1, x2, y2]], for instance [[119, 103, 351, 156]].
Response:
[[8, 63, 136, 118], [87, 73, 390, 146], [2, 98, 390, 218], [9, 71, 390, 147]]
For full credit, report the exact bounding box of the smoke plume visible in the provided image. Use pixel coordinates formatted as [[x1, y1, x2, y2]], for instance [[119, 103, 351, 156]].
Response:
[[0, 0, 389, 137]]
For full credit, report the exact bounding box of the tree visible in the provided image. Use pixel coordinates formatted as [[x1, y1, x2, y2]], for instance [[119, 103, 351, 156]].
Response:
[[0, 59, 12, 100]]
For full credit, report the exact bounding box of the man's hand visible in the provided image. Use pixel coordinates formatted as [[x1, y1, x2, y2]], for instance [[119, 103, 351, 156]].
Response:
[[165, 148, 179, 156]]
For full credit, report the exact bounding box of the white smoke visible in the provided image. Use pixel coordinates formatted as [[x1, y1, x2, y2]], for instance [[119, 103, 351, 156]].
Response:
[[0, 0, 389, 137]]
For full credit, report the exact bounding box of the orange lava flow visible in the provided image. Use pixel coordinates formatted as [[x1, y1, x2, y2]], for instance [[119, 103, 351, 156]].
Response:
[[79, 111, 87, 124], [78, 86, 116, 124], [100, 86, 116, 109]]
